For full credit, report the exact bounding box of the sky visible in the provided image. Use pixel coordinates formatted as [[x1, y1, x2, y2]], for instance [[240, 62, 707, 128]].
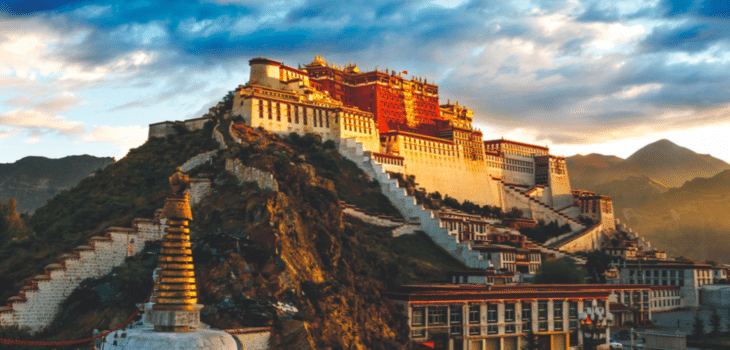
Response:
[[1, 0, 730, 163]]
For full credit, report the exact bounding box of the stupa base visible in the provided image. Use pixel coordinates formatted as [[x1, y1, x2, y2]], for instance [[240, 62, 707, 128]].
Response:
[[148, 304, 203, 332]]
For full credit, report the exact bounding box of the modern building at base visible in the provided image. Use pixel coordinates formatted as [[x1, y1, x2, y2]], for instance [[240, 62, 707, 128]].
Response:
[[616, 260, 714, 307], [389, 284, 613, 350], [390, 283, 683, 350]]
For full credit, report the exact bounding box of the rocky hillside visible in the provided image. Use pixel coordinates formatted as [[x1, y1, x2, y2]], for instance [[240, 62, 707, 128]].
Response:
[[1, 111, 465, 349], [0, 155, 114, 214]]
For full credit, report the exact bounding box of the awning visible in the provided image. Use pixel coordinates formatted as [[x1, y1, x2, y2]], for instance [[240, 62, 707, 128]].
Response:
[[610, 303, 632, 312]]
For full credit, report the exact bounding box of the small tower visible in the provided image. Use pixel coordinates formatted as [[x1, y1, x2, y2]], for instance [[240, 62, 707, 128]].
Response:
[[147, 167, 201, 332]]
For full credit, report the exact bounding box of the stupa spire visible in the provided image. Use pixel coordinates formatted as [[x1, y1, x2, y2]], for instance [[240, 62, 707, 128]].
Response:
[[149, 167, 201, 332]]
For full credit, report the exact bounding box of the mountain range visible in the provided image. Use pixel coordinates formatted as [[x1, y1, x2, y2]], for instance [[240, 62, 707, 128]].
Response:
[[567, 139, 730, 189], [0, 155, 115, 214], [566, 139, 730, 261]]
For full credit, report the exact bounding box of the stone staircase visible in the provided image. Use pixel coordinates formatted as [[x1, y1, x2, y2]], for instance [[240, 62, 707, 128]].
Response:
[[338, 138, 587, 267], [498, 179, 584, 232], [546, 223, 604, 252]]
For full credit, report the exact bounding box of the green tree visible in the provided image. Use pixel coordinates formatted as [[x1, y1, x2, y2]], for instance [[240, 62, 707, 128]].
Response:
[[691, 311, 705, 339], [533, 257, 586, 284], [710, 308, 722, 337], [222, 90, 235, 109], [580, 251, 622, 284], [442, 195, 461, 210], [505, 207, 523, 218]]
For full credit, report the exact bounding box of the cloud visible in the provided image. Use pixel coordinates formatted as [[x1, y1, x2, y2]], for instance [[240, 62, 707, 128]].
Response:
[[5, 91, 80, 114], [660, 0, 730, 18], [0, 109, 85, 137], [0, 0, 85, 16], [641, 22, 730, 53], [79, 125, 147, 160], [1, 0, 730, 163]]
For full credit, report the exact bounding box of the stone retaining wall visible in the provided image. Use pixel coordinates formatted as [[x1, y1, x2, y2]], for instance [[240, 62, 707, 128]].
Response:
[[340, 203, 403, 228], [180, 151, 217, 173], [0, 215, 167, 332], [226, 327, 272, 350], [225, 158, 279, 191]]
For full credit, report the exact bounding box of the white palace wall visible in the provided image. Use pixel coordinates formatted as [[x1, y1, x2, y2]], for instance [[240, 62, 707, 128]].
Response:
[[382, 134, 503, 207], [232, 91, 380, 153]]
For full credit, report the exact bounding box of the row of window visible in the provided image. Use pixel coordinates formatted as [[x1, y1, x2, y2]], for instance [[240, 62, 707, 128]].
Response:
[[412, 301, 581, 327], [653, 299, 680, 308], [255, 99, 377, 135]]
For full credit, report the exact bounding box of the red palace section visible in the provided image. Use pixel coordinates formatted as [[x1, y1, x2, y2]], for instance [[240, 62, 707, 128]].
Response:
[[304, 56, 442, 135]]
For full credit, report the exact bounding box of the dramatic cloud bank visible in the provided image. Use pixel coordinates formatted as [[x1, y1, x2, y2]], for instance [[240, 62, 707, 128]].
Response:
[[1, 0, 730, 162]]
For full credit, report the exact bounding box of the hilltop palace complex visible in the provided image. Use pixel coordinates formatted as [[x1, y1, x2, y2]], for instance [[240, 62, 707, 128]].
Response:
[[221, 56, 611, 229]]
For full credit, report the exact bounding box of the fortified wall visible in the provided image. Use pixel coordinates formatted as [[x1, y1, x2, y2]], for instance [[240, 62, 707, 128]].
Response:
[[148, 116, 214, 139], [0, 214, 168, 332], [0, 165, 213, 333]]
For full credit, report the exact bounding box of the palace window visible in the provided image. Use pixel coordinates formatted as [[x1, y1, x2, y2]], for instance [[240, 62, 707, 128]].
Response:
[[428, 307, 447, 325], [487, 325, 498, 334], [487, 303, 498, 323], [538, 301, 548, 320], [554, 302, 563, 320], [505, 303, 516, 322], [412, 308, 424, 326], [450, 306, 462, 325], [471, 326, 482, 335], [469, 304, 480, 324], [505, 324, 516, 334], [569, 302, 578, 319]]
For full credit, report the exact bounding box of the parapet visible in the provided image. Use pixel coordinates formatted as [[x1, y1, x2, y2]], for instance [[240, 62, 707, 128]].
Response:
[[148, 116, 214, 140]]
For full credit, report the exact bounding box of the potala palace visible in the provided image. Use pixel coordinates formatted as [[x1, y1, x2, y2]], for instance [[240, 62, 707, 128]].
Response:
[[224, 56, 618, 250]]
